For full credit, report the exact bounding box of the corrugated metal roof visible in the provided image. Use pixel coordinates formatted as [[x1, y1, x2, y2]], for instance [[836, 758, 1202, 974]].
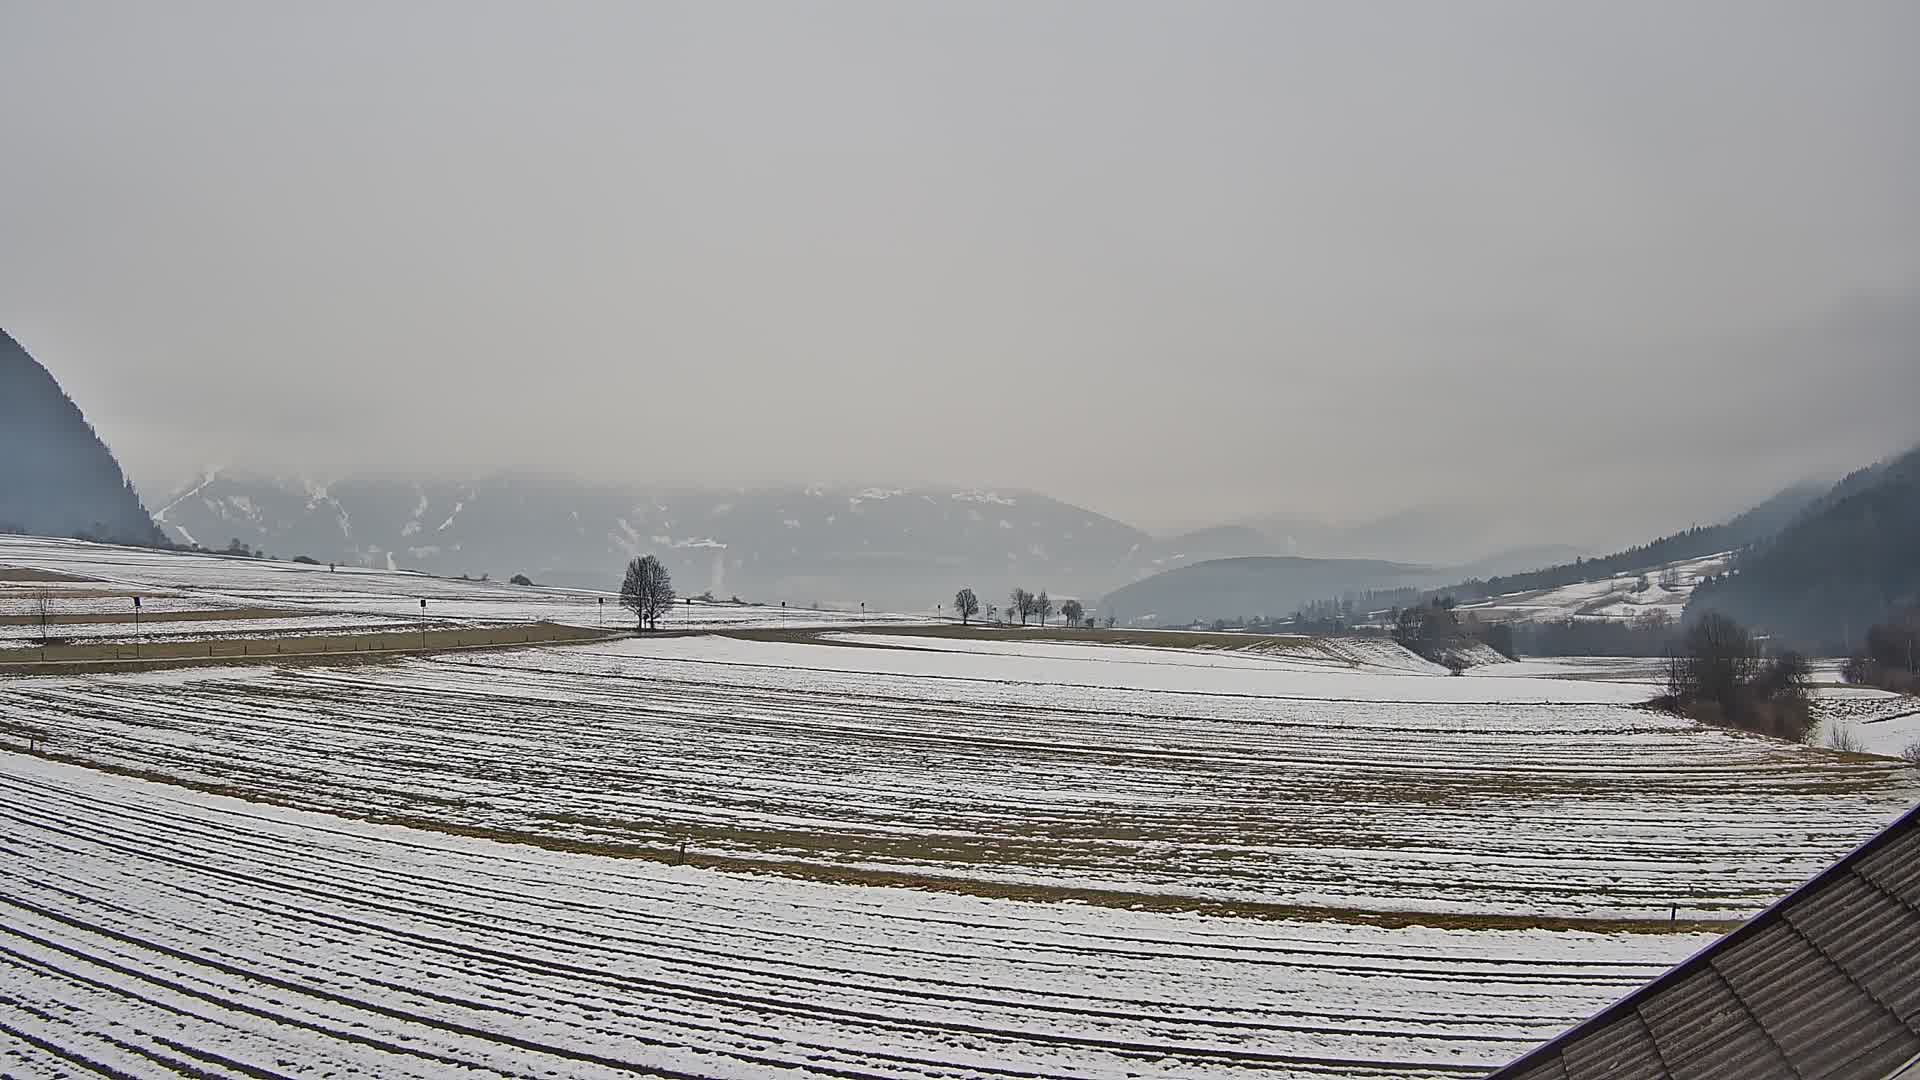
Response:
[[1490, 803, 1920, 1080]]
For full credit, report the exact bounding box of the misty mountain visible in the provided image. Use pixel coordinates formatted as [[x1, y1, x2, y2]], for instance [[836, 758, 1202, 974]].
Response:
[[1105, 477, 1835, 627], [1124, 525, 1276, 574], [1445, 544, 1592, 582], [153, 470, 1153, 611], [1235, 506, 1584, 567], [1120, 522, 1582, 597], [1687, 444, 1920, 650], [0, 329, 165, 546], [1101, 556, 1443, 625], [1442, 480, 1830, 605]]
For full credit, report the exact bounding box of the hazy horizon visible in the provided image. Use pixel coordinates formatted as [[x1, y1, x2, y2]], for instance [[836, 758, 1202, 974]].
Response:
[[5, 2, 1916, 547]]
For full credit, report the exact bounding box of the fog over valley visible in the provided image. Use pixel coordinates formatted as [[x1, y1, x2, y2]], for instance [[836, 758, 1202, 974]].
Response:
[[5, 1, 1916, 553], [5, 5, 1920, 1079]]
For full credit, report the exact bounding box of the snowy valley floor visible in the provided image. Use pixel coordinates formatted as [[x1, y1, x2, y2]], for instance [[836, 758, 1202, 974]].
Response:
[[0, 753, 1709, 1079], [3, 540, 1919, 1076]]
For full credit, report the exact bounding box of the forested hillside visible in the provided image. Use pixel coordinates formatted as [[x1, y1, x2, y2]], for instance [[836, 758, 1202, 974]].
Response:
[[0, 329, 165, 545], [1687, 445, 1920, 651], [1443, 482, 1825, 604]]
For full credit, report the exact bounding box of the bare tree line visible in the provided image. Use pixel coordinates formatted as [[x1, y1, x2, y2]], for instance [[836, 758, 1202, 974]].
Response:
[[953, 586, 1096, 628]]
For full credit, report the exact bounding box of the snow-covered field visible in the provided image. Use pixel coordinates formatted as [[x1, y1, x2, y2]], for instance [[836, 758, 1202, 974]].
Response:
[[0, 534, 927, 634], [1812, 694, 1920, 759], [1475, 657, 1920, 758], [6, 634, 1914, 922], [0, 753, 1711, 1079], [4, 534, 1918, 1078]]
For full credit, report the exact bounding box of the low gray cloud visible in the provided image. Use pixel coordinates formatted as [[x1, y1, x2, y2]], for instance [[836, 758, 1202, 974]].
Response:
[[4, 1, 1915, 548]]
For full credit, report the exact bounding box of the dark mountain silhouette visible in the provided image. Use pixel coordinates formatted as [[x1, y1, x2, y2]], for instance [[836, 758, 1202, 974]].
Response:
[[1687, 443, 1920, 650], [0, 329, 165, 545]]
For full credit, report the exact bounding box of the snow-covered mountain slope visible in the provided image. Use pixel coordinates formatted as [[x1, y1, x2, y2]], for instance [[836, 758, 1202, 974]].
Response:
[[1455, 552, 1733, 623], [153, 471, 1152, 610]]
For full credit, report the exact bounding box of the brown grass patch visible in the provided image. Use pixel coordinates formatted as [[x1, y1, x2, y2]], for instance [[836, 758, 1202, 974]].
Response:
[[0, 568, 94, 583], [0, 622, 614, 673], [0, 607, 296, 627]]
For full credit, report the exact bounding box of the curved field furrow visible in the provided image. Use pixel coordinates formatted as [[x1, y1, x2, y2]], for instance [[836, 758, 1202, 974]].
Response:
[[4, 575, 1917, 1080], [0, 753, 1705, 1079], [0, 774, 1607, 1054], [6, 636, 1914, 920]]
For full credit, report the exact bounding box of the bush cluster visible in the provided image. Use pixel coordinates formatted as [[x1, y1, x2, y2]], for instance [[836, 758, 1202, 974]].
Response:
[[1841, 606, 1920, 694], [1653, 612, 1813, 742]]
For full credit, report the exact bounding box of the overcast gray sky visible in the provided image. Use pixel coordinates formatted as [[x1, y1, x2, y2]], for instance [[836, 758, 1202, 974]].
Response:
[[3, 1, 1915, 543]]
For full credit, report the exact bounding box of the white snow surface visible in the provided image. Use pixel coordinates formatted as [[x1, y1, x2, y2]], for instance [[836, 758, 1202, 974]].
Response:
[[1811, 694, 1920, 758], [4, 534, 1919, 1077], [6, 633, 1914, 922], [1455, 553, 1733, 624], [0, 534, 928, 632], [0, 752, 1715, 1079], [657, 632, 1648, 704]]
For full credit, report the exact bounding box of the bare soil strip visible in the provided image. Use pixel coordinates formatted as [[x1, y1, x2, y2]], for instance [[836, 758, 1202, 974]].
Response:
[[0, 607, 297, 626], [0, 623, 614, 674]]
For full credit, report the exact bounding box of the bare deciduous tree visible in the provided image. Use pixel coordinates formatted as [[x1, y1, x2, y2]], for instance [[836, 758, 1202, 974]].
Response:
[[1034, 590, 1053, 627], [1661, 612, 1811, 740], [1060, 598, 1084, 626], [953, 587, 979, 625], [620, 555, 675, 632], [1009, 587, 1033, 626], [1666, 612, 1760, 708]]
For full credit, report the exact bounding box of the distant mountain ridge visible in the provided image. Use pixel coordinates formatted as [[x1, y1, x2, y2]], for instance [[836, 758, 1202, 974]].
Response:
[[1101, 477, 1839, 628], [154, 470, 1154, 610], [0, 329, 164, 546]]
